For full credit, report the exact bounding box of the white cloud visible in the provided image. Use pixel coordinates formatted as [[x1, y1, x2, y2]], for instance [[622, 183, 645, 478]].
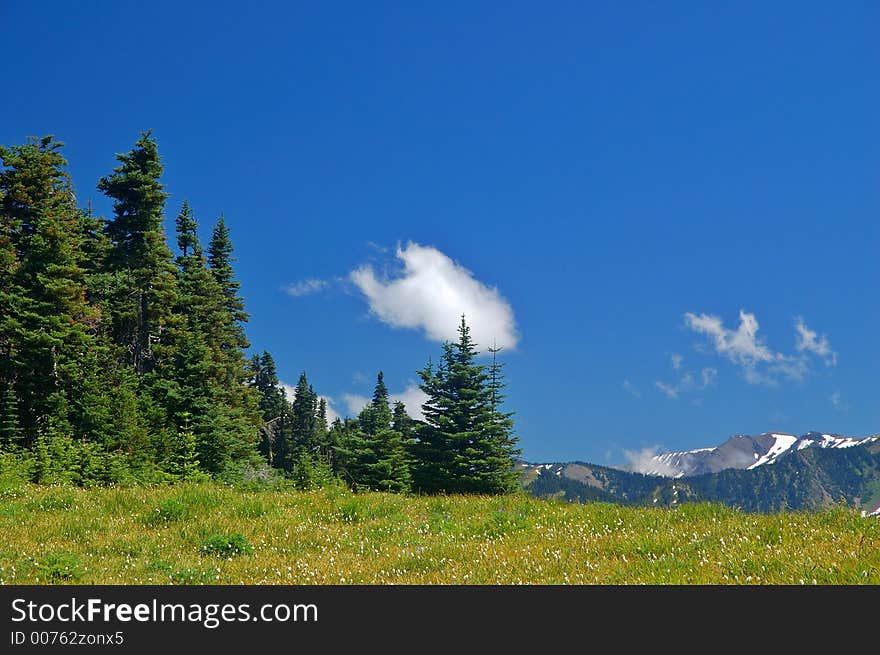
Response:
[[670, 353, 683, 370], [279, 381, 340, 424], [284, 278, 328, 297], [392, 383, 429, 421], [684, 309, 809, 385], [655, 367, 715, 401], [350, 241, 519, 351], [655, 381, 679, 399], [685, 310, 776, 367], [342, 393, 370, 416], [622, 446, 677, 476], [622, 379, 641, 399], [280, 382, 297, 402], [795, 317, 837, 366]]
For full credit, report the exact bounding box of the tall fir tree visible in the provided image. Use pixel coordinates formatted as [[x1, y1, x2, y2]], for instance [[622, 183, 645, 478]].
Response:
[[337, 372, 412, 492], [288, 372, 318, 465], [249, 351, 286, 465], [162, 201, 261, 475], [0, 136, 108, 446], [413, 316, 520, 494], [97, 130, 178, 377], [207, 215, 248, 348]]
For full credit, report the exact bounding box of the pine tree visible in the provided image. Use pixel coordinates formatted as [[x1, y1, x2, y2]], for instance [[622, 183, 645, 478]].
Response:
[[336, 372, 411, 493], [161, 201, 260, 475], [413, 316, 520, 494], [169, 412, 206, 481], [315, 397, 329, 452], [207, 215, 248, 346], [289, 372, 318, 464], [97, 130, 178, 377], [0, 381, 23, 448], [249, 351, 286, 465], [0, 136, 108, 447]]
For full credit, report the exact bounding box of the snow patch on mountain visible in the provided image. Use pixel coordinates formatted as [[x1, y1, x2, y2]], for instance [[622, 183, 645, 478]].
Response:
[[747, 433, 798, 469]]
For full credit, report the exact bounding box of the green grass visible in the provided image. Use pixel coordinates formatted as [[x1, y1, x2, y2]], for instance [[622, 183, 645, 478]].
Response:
[[1, 481, 879, 584]]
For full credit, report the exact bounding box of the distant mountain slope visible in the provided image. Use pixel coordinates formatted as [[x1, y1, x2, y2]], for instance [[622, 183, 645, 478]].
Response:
[[522, 437, 880, 514], [621, 432, 877, 477]]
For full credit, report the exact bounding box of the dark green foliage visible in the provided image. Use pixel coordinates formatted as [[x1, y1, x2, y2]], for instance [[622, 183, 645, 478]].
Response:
[[159, 200, 261, 476], [0, 136, 109, 448], [0, 382, 23, 448], [142, 498, 187, 526], [0, 132, 263, 486], [200, 533, 253, 557], [207, 215, 248, 341], [38, 552, 84, 581], [289, 372, 318, 464], [336, 372, 412, 492], [97, 130, 179, 377], [413, 316, 521, 494]]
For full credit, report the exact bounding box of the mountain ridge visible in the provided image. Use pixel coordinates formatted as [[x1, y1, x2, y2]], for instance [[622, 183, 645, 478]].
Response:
[[618, 431, 878, 478], [521, 430, 880, 514]]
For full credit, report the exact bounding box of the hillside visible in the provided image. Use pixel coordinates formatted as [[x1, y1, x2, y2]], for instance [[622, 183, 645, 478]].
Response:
[[523, 439, 880, 514], [1, 481, 879, 584]]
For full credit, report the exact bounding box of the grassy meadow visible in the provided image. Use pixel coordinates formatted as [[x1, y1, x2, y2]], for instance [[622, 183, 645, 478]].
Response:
[[2, 481, 879, 585]]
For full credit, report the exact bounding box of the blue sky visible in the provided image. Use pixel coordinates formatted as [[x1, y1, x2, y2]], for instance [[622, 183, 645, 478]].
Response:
[[2, 1, 877, 464]]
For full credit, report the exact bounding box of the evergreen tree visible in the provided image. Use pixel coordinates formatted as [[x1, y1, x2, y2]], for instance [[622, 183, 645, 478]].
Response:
[[207, 215, 248, 346], [337, 373, 411, 493], [289, 372, 318, 463], [0, 382, 23, 448], [249, 351, 287, 465], [315, 398, 329, 452], [97, 130, 178, 377], [161, 201, 260, 475], [0, 136, 108, 446], [168, 412, 206, 481], [392, 399, 417, 454], [413, 316, 520, 494]]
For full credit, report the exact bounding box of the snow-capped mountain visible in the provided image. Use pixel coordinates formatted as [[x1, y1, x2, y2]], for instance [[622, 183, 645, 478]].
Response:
[[623, 431, 878, 478], [520, 431, 880, 514]]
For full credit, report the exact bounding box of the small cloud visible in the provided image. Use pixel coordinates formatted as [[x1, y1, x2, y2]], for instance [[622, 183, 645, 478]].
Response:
[[350, 241, 518, 350], [622, 379, 642, 399], [655, 381, 679, 399], [795, 317, 837, 366], [830, 391, 850, 412], [670, 353, 683, 371], [284, 278, 328, 297], [656, 369, 712, 400], [700, 367, 717, 388], [684, 309, 809, 385]]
